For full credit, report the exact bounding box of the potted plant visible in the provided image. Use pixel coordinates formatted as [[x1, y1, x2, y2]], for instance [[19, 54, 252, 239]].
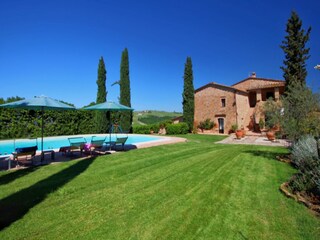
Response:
[[231, 124, 238, 133], [266, 130, 275, 141], [235, 129, 243, 139]]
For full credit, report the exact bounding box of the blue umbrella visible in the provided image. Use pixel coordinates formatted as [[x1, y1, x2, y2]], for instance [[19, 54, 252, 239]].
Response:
[[0, 96, 75, 161]]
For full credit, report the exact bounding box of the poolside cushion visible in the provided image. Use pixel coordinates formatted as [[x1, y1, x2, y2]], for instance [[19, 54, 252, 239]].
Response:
[[82, 141, 106, 155], [16, 146, 38, 154]]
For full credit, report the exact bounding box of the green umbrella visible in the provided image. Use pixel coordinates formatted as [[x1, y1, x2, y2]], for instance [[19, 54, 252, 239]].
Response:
[[83, 101, 133, 149], [0, 96, 75, 162], [84, 101, 133, 111]]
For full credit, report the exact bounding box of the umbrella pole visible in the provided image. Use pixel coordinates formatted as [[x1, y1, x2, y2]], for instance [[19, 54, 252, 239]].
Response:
[[41, 107, 44, 162], [109, 111, 111, 150]]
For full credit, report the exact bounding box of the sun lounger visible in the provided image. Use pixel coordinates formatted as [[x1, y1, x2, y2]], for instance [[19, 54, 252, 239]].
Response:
[[0, 154, 11, 170], [112, 137, 128, 151], [12, 146, 38, 166], [82, 136, 106, 155], [68, 137, 87, 155]]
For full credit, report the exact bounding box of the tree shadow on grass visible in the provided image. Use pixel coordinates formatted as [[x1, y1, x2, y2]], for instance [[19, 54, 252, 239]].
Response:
[[244, 149, 287, 161], [0, 157, 95, 230], [0, 166, 41, 186]]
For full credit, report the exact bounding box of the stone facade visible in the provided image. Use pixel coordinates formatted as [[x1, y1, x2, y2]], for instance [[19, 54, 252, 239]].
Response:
[[194, 73, 285, 134]]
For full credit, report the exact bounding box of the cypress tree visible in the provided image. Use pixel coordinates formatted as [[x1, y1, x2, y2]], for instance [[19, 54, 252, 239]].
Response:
[[182, 57, 195, 132], [95, 56, 108, 133], [280, 11, 311, 89], [119, 48, 132, 132]]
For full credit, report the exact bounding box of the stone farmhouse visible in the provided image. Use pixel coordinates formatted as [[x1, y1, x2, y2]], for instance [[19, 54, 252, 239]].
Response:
[[194, 73, 285, 134]]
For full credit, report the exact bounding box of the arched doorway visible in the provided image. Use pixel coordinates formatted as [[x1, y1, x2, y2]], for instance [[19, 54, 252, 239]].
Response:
[[218, 118, 224, 134]]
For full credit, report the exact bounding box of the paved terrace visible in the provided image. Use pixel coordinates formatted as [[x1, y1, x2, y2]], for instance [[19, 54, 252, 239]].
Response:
[[217, 132, 291, 147]]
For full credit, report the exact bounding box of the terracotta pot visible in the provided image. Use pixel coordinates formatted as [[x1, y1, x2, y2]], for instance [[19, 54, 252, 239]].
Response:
[[235, 130, 243, 139], [241, 129, 246, 137], [266, 131, 275, 141]]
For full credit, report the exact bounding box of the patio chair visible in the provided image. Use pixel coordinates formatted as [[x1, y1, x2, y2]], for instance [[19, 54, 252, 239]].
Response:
[[12, 146, 38, 166], [82, 136, 106, 155], [113, 136, 128, 151], [68, 137, 87, 156]]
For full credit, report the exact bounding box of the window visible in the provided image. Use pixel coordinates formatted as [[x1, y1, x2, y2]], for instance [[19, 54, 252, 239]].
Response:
[[249, 92, 257, 107], [221, 98, 226, 107], [266, 92, 275, 100]]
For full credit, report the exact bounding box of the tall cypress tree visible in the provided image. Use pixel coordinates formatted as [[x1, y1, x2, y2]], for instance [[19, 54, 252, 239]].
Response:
[[95, 56, 108, 133], [182, 57, 195, 132], [119, 48, 132, 132], [280, 11, 311, 89]]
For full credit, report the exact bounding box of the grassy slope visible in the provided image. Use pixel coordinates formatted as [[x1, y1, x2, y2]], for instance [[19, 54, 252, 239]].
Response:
[[133, 111, 182, 125], [0, 135, 319, 239]]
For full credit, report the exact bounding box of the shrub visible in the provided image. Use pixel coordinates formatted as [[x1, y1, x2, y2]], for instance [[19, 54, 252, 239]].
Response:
[[259, 118, 265, 130], [133, 123, 162, 134], [264, 81, 320, 141], [231, 124, 238, 133], [291, 135, 318, 166], [150, 124, 160, 133], [288, 135, 320, 195], [198, 119, 215, 130], [133, 125, 151, 134], [166, 123, 189, 135], [263, 98, 281, 130]]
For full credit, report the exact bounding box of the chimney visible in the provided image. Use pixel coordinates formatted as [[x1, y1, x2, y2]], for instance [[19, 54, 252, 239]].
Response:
[[251, 72, 256, 78]]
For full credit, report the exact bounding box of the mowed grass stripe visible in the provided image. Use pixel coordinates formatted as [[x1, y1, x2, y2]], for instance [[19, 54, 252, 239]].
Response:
[[86, 146, 247, 238], [64, 144, 242, 238], [139, 148, 246, 239], [62, 143, 226, 195]]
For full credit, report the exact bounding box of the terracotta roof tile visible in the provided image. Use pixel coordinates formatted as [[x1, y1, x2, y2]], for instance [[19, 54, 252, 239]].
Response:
[[195, 82, 248, 94], [195, 76, 285, 94], [246, 81, 285, 90]]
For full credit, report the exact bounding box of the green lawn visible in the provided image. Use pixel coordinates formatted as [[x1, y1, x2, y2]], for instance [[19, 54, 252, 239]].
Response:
[[0, 135, 319, 239]]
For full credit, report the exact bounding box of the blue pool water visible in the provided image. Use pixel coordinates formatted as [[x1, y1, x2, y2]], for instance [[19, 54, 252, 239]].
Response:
[[0, 134, 162, 155]]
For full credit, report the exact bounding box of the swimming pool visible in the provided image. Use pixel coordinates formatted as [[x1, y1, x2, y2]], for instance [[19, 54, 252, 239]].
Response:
[[0, 134, 163, 155]]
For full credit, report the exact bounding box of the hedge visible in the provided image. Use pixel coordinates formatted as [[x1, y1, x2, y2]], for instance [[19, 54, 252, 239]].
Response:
[[166, 123, 189, 135]]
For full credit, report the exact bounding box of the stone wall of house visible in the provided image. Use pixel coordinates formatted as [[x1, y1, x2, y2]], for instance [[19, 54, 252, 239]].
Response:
[[194, 73, 286, 134], [235, 92, 253, 130], [194, 85, 237, 133]]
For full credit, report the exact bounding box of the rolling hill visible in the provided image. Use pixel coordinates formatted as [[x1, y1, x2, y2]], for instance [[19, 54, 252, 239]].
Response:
[[133, 110, 182, 126]]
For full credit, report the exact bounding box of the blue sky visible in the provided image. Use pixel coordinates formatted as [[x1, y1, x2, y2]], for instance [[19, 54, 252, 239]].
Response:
[[0, 0, 319, 111]]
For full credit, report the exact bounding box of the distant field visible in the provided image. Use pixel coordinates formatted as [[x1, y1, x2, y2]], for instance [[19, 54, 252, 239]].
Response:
[[133, 111, 182, 125]]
